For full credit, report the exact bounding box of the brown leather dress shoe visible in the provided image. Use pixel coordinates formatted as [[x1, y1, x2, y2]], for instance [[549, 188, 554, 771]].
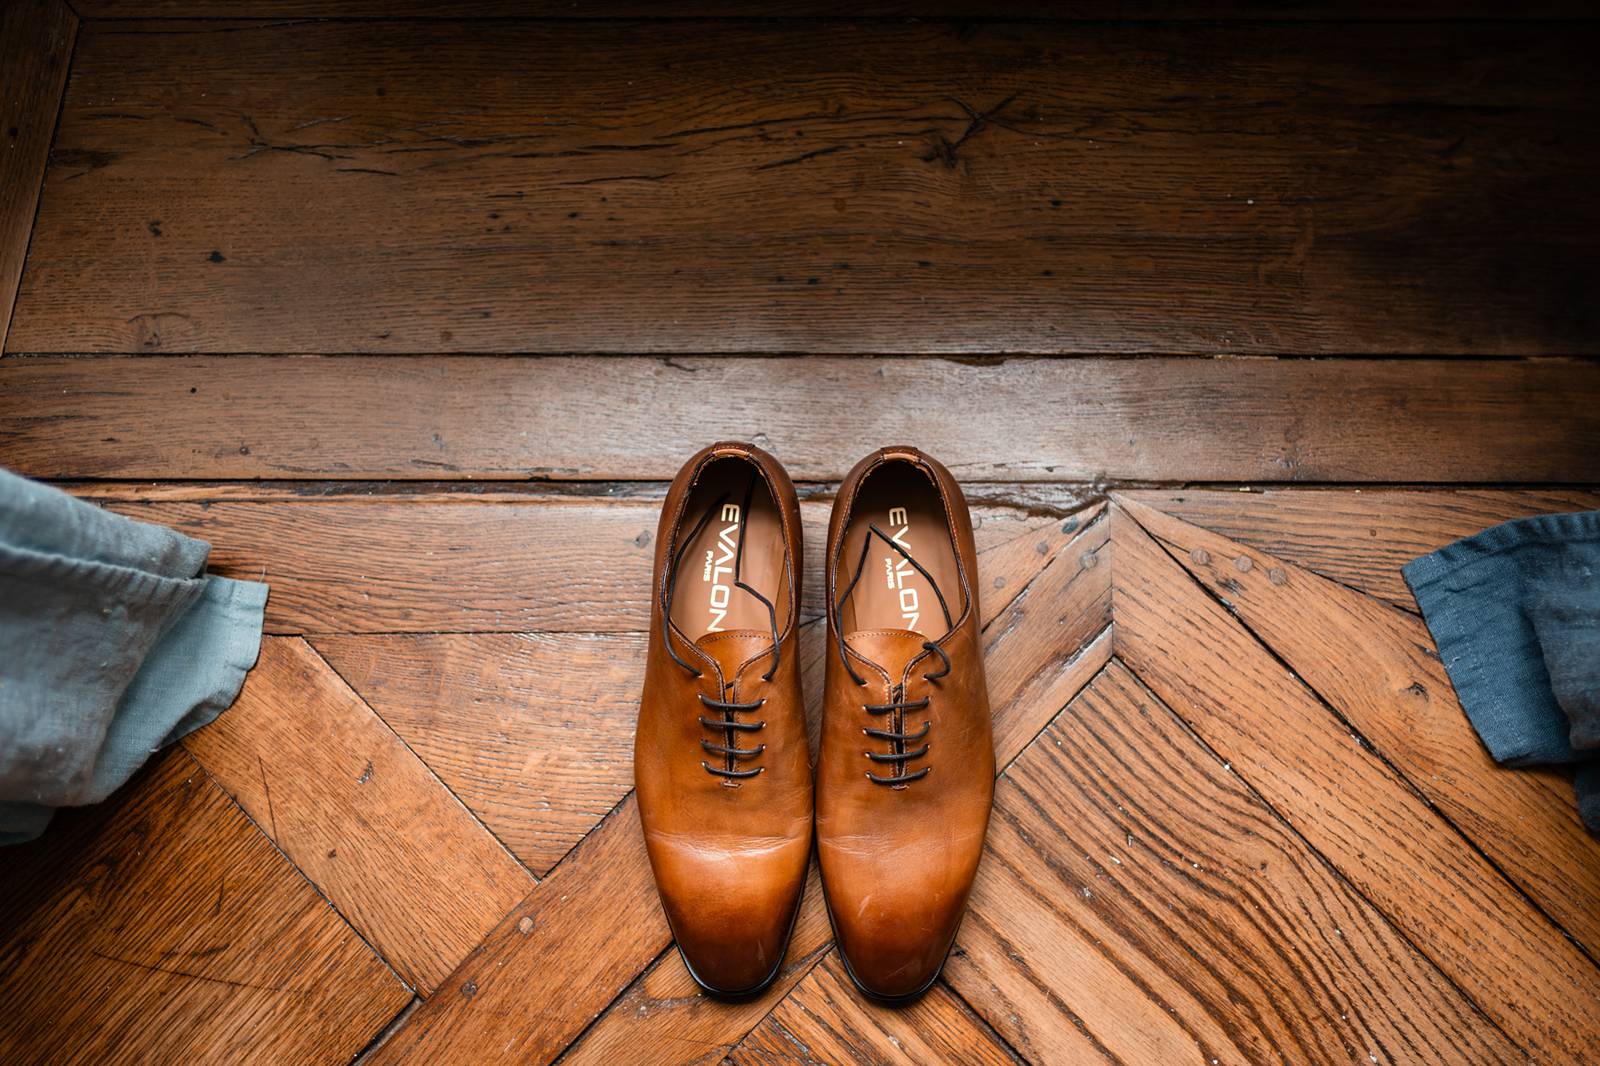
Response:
[[635, 442, 812, 997], [817, 446, 995, 1002]]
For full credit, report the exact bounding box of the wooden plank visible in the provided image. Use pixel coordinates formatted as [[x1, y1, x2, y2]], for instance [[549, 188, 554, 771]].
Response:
[[1109, 508, 1600, 1062], [0, 750, 409, 1065], [730, 955, 1018, 1066], [948, 663, 1516, 1065], [0, 0, 74, 353], [11, 21, 1599, 356], [311, 632, 643, 875], [363, 796, 664, 1065], [67, 1, 1600, 18], [983, 506, 1113, 766], [1118, 488, 1600, 609], [1118, 494, 1600, 963], [85, 491, 1084, 633], [8, 357, 1600, 484], [977, 503, 1102, 630], [183, 636, 534, 993], [112, 496, 660, 633]]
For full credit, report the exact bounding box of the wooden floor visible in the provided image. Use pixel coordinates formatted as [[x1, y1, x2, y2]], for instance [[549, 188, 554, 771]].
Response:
[[2, 4, 1599, 1064]]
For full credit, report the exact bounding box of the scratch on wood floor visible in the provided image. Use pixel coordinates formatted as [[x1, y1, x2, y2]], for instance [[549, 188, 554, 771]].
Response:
[[258, 754, 278, 839], [91, 949, 300, 995]]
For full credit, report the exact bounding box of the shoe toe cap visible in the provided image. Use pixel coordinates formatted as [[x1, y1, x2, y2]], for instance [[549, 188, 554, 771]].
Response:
[[670, 901, 795, 995], [650, 839, 808, 996], [832, 877, 966, 992], [821, 838, 984, 1001]]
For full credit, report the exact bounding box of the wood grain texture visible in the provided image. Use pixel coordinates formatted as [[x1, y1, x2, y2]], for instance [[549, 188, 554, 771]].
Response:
[[1118, 488, 1600, 609], [88, 491, 1083, 633], [0, 750, 409, 1066], [312, 632, 644, 875], [1110, 508, 1600, 1062], [183, 636, 534, 993], [9, 357, 1600, 483], [983, 507, 1114, 766], [364, 796, 664, 1065], [730, 955, 1019, 1066], [110, 495, 660, 633], [1119, 495, 1600, 963], [6, 4, 1598, 1061], [0, 0, 74, 353], [11, 21, 1599, 355], [67, 1, 1600, 17], [949, 663, 1517, 1066]]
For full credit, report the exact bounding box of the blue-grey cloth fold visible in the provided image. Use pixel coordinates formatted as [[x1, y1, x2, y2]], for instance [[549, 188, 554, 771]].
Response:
[[0, 468, 267, 844], [1404, 510, 1600, 833]]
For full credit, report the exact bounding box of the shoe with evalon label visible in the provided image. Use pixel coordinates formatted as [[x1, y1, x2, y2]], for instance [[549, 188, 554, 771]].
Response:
[[634, 441, 811, 997], [816, 446, 995, 1002]]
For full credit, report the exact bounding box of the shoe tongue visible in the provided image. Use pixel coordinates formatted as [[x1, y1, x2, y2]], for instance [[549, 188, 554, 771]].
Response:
[[693, 629, 773, 683], [844, 628, 929, 682]]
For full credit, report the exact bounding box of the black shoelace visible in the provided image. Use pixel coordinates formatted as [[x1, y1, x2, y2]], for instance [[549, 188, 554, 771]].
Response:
[[661, 474, 781, 780], [862, 642, 951, 785], [834, 523, 957, 786]]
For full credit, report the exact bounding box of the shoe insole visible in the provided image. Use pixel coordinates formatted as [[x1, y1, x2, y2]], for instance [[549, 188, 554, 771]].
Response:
[[837, 464, 961, 642], [669, 459, 786, 642]]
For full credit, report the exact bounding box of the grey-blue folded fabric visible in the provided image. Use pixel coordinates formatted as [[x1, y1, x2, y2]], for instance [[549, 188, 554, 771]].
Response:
[[0, 468, 267, 844], [1404, 510, 1600, 833]]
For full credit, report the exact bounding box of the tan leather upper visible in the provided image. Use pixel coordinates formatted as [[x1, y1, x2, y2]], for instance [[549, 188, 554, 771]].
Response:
[[634, 442, 812, 995], [816, 446, 995, 1000]]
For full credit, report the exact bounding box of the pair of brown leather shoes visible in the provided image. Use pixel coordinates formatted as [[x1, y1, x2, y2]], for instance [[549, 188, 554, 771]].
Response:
[[634, 441, 995, 1002]]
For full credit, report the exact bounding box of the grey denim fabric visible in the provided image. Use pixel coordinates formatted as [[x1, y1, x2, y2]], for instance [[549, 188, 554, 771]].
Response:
[[1404, 511, 1600, 834], [0, 468, 267, 844]]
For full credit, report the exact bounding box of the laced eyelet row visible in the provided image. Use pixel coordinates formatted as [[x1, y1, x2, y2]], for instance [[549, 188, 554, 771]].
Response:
[[860, 642, 950, 786], [699, 693, 767, 780]]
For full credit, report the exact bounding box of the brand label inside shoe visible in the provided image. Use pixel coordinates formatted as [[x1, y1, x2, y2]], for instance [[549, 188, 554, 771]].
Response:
[[881, 505, 920, 631], [701, 502, 742, 632]]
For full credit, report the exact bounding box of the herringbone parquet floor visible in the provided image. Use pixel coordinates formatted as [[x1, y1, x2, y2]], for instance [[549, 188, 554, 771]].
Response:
[[2, 4, 1598, 1063]]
